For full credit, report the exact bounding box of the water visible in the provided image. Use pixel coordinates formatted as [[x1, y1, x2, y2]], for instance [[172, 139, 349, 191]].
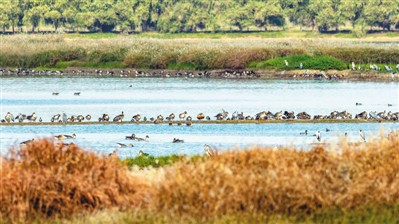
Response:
[[1, 77, 398, 157]]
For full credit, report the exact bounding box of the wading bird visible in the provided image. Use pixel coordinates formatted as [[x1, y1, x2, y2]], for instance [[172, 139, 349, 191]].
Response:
[[359, 130, 366, 142], [116, 143, 133, 148], [113, 111, 124, 122], [204, 144, 216, 157]]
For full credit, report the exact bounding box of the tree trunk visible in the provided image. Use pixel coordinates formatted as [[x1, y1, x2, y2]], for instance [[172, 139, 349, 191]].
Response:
[[12, 24, 15, 33]]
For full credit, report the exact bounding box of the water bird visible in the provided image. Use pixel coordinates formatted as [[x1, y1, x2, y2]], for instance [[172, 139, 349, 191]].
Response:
[[26, 112, 37, 122], [388, 104, 393, 107], [186, 116, 192, 121], [351, 62, 356, 70], [314, 131, 321, 142], [52, 114, 61, 122], [113, 111, 124, 122], [20, 139, 34, 145], [4, 112, 14, 123], [126, 134, 136, 140], [52, 92, 59, 95], [74, 92, 80, 96], [108, 149, 118, 157], [116, 143, 134, 148], [136, 135, 149, 141], [173, 138, 184, 143], [102, 114, 110, 122], [77, 115, 84, 122], [204, 144, 216, 157], [284, 60, 289, 66], [326, 128, 331, 132], [132, 114, 141, 122], [64, 133, 76, 139], [62, 113, 68, 123], [54, 134, 67, 140], [15, 113, 26, 122], [359, 130, 366, 142], [300, 62, 303, 69], [39, 117, 42, 122], [356, 102, 362, 106], [85, 114, 91, 121], [154, 119, 162, 124], [206, 116, 211, 120], [300, 130, 308, 135], [167, 113, 175, 121], [139, 150, 149, 157], [179, 111, 187, 120]]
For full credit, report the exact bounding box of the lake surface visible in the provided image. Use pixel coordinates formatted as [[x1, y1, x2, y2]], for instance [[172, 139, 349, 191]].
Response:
[[1, 77, 398, 157]]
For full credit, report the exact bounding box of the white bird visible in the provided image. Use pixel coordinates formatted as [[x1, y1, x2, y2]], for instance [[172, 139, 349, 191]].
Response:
[[396, 64, 399, 70], [284, 60, 289, 66], [352, 62, 356, 70], [359, 130, 366, 142], [204, 144, 217, 157], [179, 111, 187, 120], [315, 131, 321, 142], [116, 143, 133, 148], [300, 63, 303, 69]]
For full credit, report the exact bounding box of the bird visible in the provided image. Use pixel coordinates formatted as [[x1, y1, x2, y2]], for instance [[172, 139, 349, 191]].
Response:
[[179, 111, 187, 120], [26, 112, 37, 122], [197, 113, 205, 120], [102, 114, 110, 122], [85, 114, 91, 121], [39, 117, 42, 122], [126, 134, 136, 140], [62, 113, 68, 123], [173, 138, 184, 143], [300, 130, 308, 135], [74, 92, 80, 96], [206, 116, 211, 121], [54, 134, 67, 140], [139, 150, 149, 157], [52, 114, 61, 123], [15, 113, 26, 123], [359, 130, 366, 142], [52, 92, 59, 96], [186, 116, 192, 121], [113, 111, 124, 122], [314, 131, 321, 142], [135, 135, 149, 141], [64, 133, 76, 139], [204, 144, 216, 157], [132, 114, 141, 122], [116, 143, 134, 148], [300, 62, 303, 69], [4, 112, 14, 123], [284, 60, 289, 67], [77, 115, 84, 122], [356, 102, 362, 106], [167, 113, 175, 121], [20, 139, 34, 145], [388, 104, 393, 107], [352, 62, 356, 70], [326, 128, 331, 132]]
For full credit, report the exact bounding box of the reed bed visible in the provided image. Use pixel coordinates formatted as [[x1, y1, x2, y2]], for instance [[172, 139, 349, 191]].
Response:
[[1, 132, 399, 223], [0, 35, 398, 69], [0, 140, 152, 223]]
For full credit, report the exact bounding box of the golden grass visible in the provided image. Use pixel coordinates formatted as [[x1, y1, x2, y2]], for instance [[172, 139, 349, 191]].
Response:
[[1, 34, 399, 69], [1, 132, 399, 223], [0, 140, 152, 222]]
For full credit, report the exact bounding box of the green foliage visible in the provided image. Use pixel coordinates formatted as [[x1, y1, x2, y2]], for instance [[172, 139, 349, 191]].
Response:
[[123, 155, 184, 168], [0, 0, 399, 34], [250, 54, 348, 70]]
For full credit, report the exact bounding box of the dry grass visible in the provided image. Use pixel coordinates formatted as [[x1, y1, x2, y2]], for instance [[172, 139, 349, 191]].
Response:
[[1, 132, 399, 223], [0, 139, 152, 223], [1, 35, 399, 68]]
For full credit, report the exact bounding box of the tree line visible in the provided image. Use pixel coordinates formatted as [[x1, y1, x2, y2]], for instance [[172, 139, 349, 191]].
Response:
[[0, 0, 398, 34]]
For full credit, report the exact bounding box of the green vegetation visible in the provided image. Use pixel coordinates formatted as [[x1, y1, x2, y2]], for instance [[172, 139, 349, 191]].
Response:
[[0, 0, 399, 34], [249, 54, 348, 70], [123, 154, 185, 168], [1, 35, 398, 70]]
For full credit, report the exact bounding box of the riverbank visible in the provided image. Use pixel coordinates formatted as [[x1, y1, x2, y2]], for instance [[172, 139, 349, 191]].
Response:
[[1, 67, 398, 82]]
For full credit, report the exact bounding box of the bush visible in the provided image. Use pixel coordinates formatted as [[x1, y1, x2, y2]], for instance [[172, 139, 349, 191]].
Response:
[[250, 54, 348, 70]]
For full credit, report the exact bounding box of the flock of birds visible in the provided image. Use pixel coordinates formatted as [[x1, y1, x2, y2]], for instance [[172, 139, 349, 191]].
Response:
[[20, 132, 217, 158], [3, 107, 398, 124]]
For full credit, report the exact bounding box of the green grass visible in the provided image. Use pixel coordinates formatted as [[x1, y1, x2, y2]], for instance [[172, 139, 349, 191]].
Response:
[[123, 155, 184, 168], [249, 54, 349, 70]]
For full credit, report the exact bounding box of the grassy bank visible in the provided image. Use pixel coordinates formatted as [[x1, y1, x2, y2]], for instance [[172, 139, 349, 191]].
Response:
[[1, 131, 399, 223], [0, 34, 398, 70]]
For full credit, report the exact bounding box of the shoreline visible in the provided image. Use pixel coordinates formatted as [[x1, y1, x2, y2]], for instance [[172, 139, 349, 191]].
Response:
[[1, 119, 396, 126], [1, 68, 398, 82]]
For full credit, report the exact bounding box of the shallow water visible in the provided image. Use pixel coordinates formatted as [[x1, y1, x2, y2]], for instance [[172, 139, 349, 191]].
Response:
[[1, 77, 398, 157]]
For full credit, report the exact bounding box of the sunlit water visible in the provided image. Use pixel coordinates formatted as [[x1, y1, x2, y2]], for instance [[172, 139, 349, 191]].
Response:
[[1, 77, 398, 157]]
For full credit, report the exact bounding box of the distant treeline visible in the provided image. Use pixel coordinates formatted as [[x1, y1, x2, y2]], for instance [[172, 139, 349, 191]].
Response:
[[0, 0, 399, 34]]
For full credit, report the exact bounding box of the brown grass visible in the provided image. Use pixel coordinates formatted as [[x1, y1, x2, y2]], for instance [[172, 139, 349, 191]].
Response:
[[0, 140, 151, 222], [1, 132, 399, 223]]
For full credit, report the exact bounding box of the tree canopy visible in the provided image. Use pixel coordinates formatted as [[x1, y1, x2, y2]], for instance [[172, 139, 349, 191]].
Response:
[[0, 0, 398, 33]]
